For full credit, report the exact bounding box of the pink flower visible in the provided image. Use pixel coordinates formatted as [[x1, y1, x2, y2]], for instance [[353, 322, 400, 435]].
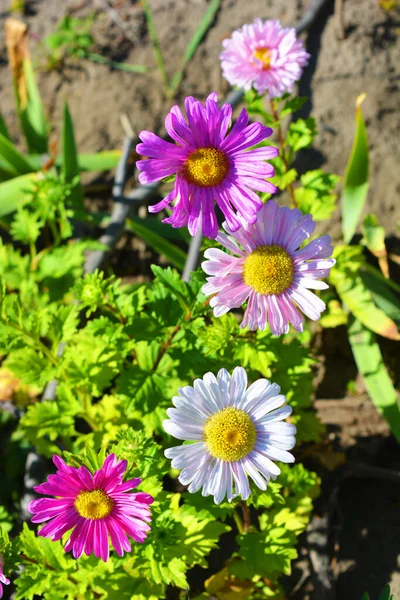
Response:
[[28, 454, 154, 562], [220, 19, 310, 99], [136, 93, 278, 239], [202, 200, 335, 336], [0, 556, 10, 599]]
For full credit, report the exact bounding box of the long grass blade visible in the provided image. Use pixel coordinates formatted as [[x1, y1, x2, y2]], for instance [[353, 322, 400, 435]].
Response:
[[127, 217, 187, 270], [87, 52, 148, 73], [168, 0, 222, 96], [342, 93, 369, 243], [348, 317, 400, 442], [141, 0, 169, 90], [0, 132, 36, 175], [61, 102, 83, 204]]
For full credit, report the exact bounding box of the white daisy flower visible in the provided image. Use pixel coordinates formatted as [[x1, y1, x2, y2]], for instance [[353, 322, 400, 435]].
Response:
[[163, 367, 296, 504]]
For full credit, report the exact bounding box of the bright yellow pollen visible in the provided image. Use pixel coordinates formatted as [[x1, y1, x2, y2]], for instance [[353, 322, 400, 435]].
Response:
[[204, 407, 256, 462], [243, 244, 294, 295], [183, 147, 229, 187], [253, 47, 272, 70], [74, 489, 114, 520]]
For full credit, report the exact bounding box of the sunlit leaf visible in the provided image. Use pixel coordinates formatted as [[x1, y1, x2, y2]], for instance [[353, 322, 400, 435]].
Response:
[[330, 246, 400, 340], [361, 213, 389, 278], [342, 93, 369, 243]]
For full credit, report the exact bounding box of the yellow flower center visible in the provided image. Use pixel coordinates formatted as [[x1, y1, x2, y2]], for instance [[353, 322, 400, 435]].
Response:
[[183, 147, 229, 187], [74, 489, 114, 520], [204, 407, 256, 462], [243, 244, 294, 295], [253, 47, 271, 70]]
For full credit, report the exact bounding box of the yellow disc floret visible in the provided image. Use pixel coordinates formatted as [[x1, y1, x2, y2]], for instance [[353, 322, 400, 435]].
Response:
[[74, 489, 114, 520], [243, 244, 294, 295], [203, 407, 257, 462], [183, 147, 229, 187], [253, 47, 272, 70]]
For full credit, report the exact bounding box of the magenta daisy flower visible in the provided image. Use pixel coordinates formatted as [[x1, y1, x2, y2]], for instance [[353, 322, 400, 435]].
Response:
[[0, 557, 10, 599], [220, 19, 310, 99], [202, 200, 335, 336], [28, 454, 154, 562], [164, 367, 296, 504], [136, 92, 278, 239]]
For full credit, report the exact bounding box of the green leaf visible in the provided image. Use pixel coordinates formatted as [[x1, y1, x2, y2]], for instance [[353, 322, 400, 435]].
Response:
[[360, 266, 400, 325], [77, 150, 121, 171], [348, 317, 400, 442], [19, 60, 49, 154], [5, 348, 55, 387], [61, 102, 83, 204], [342, 93, 369, 243], [280, 96, 307, 117], [378, 585, 393, 600], [287, 117, 317, 154], [0, 109, 11, 141], [127, 217, 186, 270], [18, 397, 78, 446], [151, 265, 191, 313], [0, 173, 38, 217], [0, 132, 36, 175], [294, 170, 340, 221]]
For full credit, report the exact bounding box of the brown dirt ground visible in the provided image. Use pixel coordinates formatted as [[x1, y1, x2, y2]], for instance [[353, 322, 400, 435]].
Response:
[[0, 1, 400, 598]]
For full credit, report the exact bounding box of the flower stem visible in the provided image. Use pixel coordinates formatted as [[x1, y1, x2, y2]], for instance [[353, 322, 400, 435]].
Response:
[[241, 500, 251, 533], [269, 98, 298, 208]]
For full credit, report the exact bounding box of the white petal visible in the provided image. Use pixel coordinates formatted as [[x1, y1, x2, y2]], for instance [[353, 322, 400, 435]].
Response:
[[229, 367, 248, 405], [231, 461, 251, 500], [163, 420, 203, 440]]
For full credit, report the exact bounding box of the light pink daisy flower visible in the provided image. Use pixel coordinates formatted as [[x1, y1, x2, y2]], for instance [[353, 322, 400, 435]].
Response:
[[202, 200, 335, 336], [136, 92, 278, 239], [164, 367, 296, 504], [220, 19, 310, 99], [0, 556, 10, 599], [28, 454, 154, 562]]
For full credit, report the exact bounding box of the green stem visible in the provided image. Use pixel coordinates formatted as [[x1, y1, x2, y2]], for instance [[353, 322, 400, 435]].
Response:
[[269, 98, 298, 208], [87, 52, 148, 73], [241, 500, 250, 533], [4, 321, 59, 366], [140, 0, 169, 91], [233, 509, 244, 534]]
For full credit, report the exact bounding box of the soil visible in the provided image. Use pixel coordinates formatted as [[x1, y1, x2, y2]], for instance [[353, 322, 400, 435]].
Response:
[[0, 1, 400, 599]]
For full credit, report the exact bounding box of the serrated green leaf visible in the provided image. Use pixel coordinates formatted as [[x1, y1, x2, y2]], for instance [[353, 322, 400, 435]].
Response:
[[342, 94, 369, 243], [151, 265, 191, 313]]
